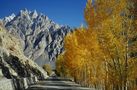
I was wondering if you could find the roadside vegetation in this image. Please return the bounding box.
[56,0,137,90]
[43,64,52,76]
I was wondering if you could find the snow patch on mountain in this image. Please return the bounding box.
[3,13,15,24]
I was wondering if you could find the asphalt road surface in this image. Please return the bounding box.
[27,76,95,90]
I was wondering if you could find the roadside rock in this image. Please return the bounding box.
[0,24,48,80]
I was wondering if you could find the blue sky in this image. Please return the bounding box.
[0,0,87,27]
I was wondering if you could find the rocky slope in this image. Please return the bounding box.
[2,9,72,68]
[0,23,48,79]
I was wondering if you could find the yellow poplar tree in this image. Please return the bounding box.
[56,0,137,89]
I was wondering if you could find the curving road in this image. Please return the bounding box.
[27,76,95,90]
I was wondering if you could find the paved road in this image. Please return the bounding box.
[27,76,95,90]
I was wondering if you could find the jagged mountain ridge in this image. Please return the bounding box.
[2,9,72,68]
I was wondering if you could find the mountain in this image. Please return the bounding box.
[2,9,72,68]
[3,13,15,25]
[0,23,47,79]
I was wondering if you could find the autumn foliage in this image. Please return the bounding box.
[56,0,137,90]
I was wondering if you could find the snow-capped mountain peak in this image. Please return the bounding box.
[31,10,38,18]
[3,13,15,24]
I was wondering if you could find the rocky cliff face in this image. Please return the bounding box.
[2,9,72,68]
[0,24,48,79]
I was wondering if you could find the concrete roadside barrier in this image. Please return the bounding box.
[0,77,39,90]
[0,78,15,90]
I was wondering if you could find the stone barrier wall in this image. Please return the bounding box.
[0,78,15,90]
[0,76,38,90]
